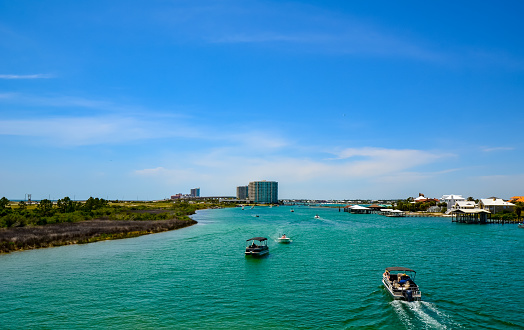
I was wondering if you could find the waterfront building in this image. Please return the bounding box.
[479,198,515,214]
[413,193,439,203]
[454,201,477,210]
[190,188,200,198]
[440,194,466,210]
[236,186,248,200]
[248,181,278,204]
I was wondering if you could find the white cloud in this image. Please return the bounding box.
[0,74,54,79]
[133,146,452,197]
[155,1,442,61]
[332,147,448,176]
[481,146,514,152]
[0,116,199,146]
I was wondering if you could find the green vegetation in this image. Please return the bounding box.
[0,197,228,228]
[394,199,438,212]
[0,196,233,253]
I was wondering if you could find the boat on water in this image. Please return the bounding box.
[384,209,406,217]
[519,223,524,228]
[245,237,269,256]
[277,234,291,244]
[314,215,320,219]
[382,267,421,301]
[291,209,294,212]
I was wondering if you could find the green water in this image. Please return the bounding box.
[1,206,523,329]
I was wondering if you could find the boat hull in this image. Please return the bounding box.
[245,249,269,256]
[277,238,291,244]
[245,246,269,256]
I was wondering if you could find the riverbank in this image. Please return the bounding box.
[0,217,197,254]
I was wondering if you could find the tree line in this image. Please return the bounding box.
[0,197,206,228]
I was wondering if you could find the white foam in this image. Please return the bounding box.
[422,301,463,328]
[390,300,414,329]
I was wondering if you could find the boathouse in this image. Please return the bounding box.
[451,209,490,223]
[344,205,371,214]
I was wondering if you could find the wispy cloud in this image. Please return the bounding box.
[0,74,54,79]
[133,147,451,192]
[0,115,200,146]
[154,1,524,68]
[154,1,443,62]
[481,146,514,152]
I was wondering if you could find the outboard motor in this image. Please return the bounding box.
[404,290,413,302]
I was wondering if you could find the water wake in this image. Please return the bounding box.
[390,300,459,329]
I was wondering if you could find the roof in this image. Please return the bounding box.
[246,237,267,241]
[451,209,490,214]
[382,209,404,213]
[441,194,465,200]
[349,205,370,210]
[456,201,475,205]
[480,198,515,206]
[385,267,416,273]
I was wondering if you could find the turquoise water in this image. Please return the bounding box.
[1,206,523,329]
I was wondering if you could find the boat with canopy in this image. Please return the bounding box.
[382,266,421,301]
[245,237,269,256]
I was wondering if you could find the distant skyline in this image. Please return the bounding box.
[1,1,524,200]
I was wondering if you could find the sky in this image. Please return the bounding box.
[1,0,524,201]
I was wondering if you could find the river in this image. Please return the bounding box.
[1,206,523,329]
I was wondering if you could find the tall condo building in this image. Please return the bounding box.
[190,188,200,197]
[236,186,248,200]
[248,181,278,204]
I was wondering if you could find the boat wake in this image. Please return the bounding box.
[390,300,462,329]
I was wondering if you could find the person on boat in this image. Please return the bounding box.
[282,234,286,238]
[383,270,390,280]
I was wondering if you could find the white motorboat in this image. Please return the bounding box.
[519,223,524,228]
[382,267,421,301]
[314,215,320,219]
[245,237,269,256]
[277,234,291,244]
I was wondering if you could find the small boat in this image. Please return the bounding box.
[519,223,524,228]
[245,237,269,256]
[314,215,320,219]
[291,209,294,212]
[386,210,406,217]
[382,267,421,301]
[277,234,291,244]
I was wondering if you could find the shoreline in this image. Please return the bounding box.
[0,218,197,254]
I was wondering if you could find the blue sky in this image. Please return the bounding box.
[1,0,524,200]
